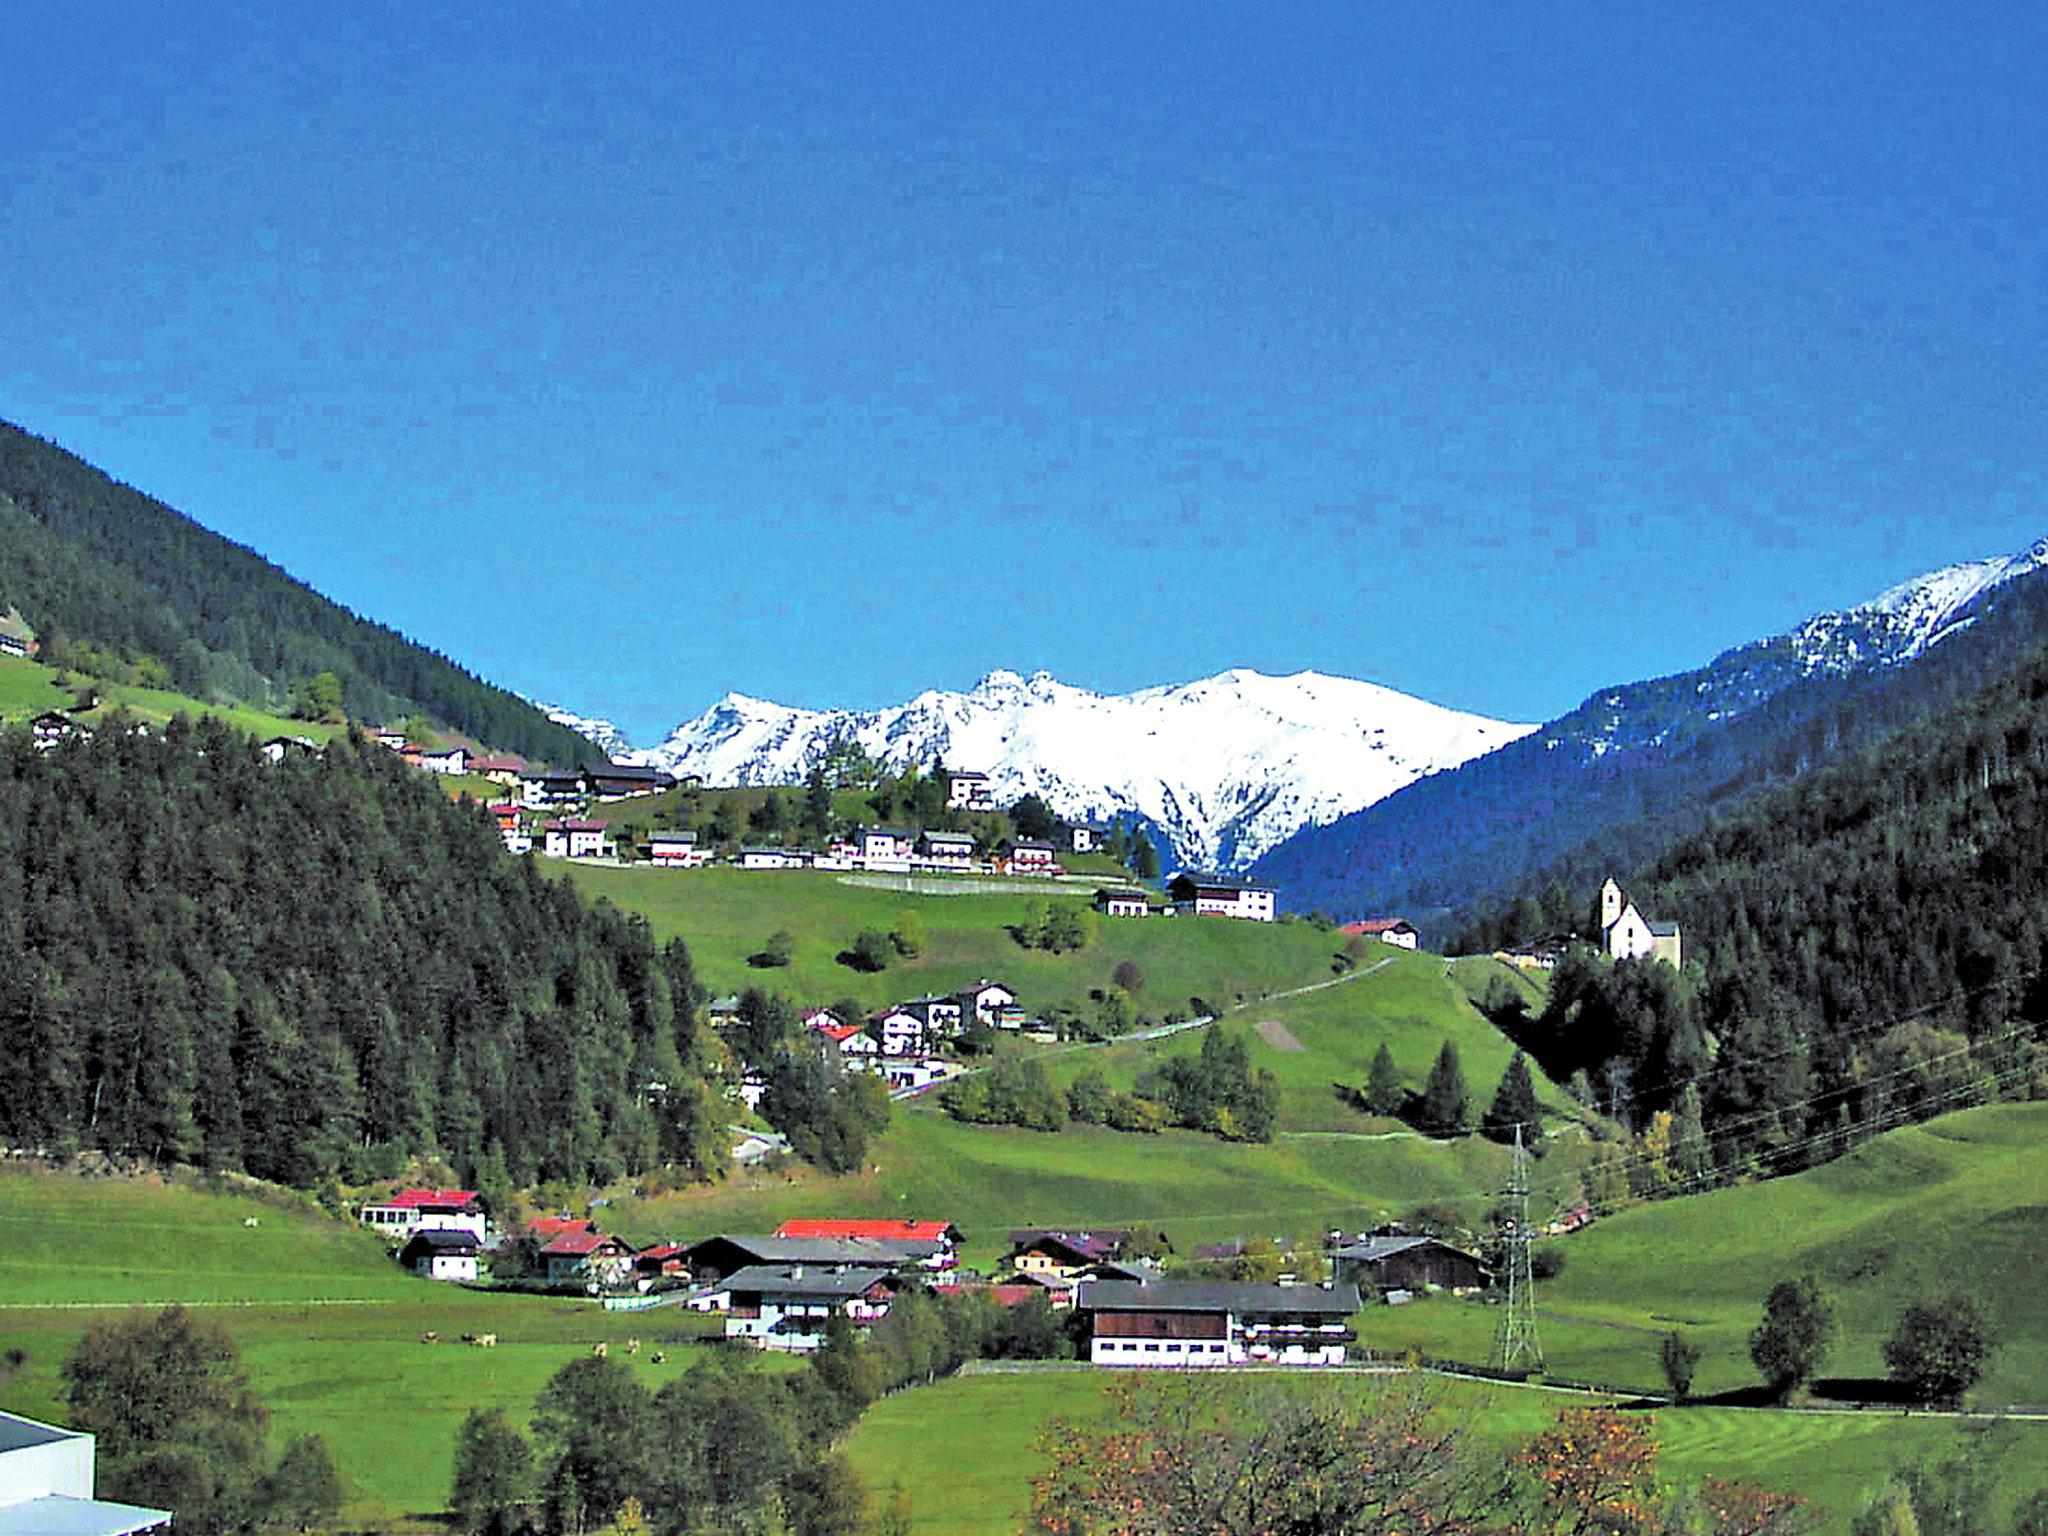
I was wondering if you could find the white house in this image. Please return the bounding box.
[1004,839,1060,873]
[898,994,964,1036]
[738,847,802,870]
[958,980,1018,1027]
[543,819,612,860]
[539,1229,636,1289]
[947,771,996,812]
[0,1412,171,1535]
[880,1058,944,1092]
[719,1264,899,1352]
[258,735,316,765]
[1070,823,1109,854]
[649,831,710,867]
[915,830,976,869]
[1167,873,1276,922]
[358,1189,489,1242]
[418,745,469,775]
[401,1229,481,1282]
[1344,918,1419,950]
[1077,1280,1359,1368]
[1094,888,1150,918]
[872,1008,928,1058]
[855,827,916,865]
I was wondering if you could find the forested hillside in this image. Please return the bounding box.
[0,422,597,763]
[0,719,723,1187]
[1256,565,2048,932]
[1463,624,2048,1178]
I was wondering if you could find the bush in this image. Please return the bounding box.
[845,930,892,972]
[751,929,795,968]
[1881,1294,1995,1407]
[1659,1330,1701,1402]
[1106,1093,1169,1133]
[1112,960,1145,995]
[890,911,926,958]
[1529,1246,1566,1281]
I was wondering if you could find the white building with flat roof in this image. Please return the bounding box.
[0,1412,171,1536]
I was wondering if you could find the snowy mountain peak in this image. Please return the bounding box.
[623,668,1535,873]
[1788,533,2048,676]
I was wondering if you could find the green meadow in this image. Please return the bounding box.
[0,654,72,717]
[0,653,344,745]
[848,1368,2048,1536]
[564,864,1352,1014]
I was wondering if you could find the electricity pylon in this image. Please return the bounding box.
[1491,1123,1545,1375]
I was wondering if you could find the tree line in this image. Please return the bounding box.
[0,719,732,1189]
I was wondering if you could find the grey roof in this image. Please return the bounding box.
[648,830,697,842]
[1079,1280,1360,1316]
[920,831,974,844]
[1646,921,1680,937]
[694,1234,937,1265]
[859,826,915,838]
[0,1496,173,1536]
[1330,1236,1480,1265]
[1168,872,1274,893]
[1007,838,1057,851]
[717,1264,896,1299]
[0,1411,73,1453]
[404,1229,480,1253]
[1095,887,1150,900]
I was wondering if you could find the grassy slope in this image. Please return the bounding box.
[1370,1102,2048,1406]
[0,1168,719,1531]
[0,653,344,744]
[0,655,71,716]
[563,865,1348,1014]
[848,1370,2048,1536]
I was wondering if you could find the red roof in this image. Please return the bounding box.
[472,756,524,773]
[526,1216,595,1239]
[540,1229,624,1257]
[818,1022,864,1043]
[775,1218,956,1243]
[636,1241,687,1261]
[1340,918,1412,936]
[380,1188,480,1211]
[934,1283,1041,1308]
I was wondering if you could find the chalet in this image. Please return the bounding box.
[1077,1280,1360,1368]
[634,1241,689,1282]
[802,1006,849,1034]
[418,745,468,776]
[1327,1236,1486,1298]
[675,772,706,789]
[915,830,976,869]
[1070,823,1111,854]
[947,770,996,812]
[540,1229,636,1289]
[359,1189,488,1241]
[586,762,671,799]
[831,1025,882,1064]
[738,846,802,870]
[898,994,964,1035]
[648,831,710,867]
[958,980,1019,1028]
[718,1265,900,1352]
[776,1218,961,1270]
[398,745,425,770]
[1005,1229,1130,1285]
[523,772,586,808]
[259,735,316,764]
[871,1008,929,1058]
[471,755,525,786]
[1003,839,1059,873]
[543,819,611,860]
[1094,888,1150,918]
[29,711,85,749]
[1167,873,1276,922]
[0,1410,172,1535]
[400,1229,481,1283]
[706,995,744,1028]
[371,729,410,751]
[1341,918,1419,950]
[683,1234,941,1284]
[0,620,33,659]
[854,826,916,865]
[1597,878,1681,969]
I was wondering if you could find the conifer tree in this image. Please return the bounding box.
[1364,1043,1404,1116]
[1418,1040,1470,1137]
[1481,1050,1542,1148]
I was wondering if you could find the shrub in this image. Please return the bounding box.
[1881,1294,1995,1407]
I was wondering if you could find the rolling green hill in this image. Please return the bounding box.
[1369,1102,2048,1407]
[562,864,1350,1016]
[0,420,595,763]
[0,652,351,745]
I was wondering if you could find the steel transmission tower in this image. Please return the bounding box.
[1491,1123,1545,1375]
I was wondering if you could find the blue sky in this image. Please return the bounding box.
[5,2,2045,741]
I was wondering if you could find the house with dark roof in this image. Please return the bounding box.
[958,980,1019,1027]
[400,1229,481,1282]
[0,1411,171,1535]
[543,818,611,860]
[717,1265,903,1352]
[915,830,976,869]
[854,826,916,865]
[29,711,86,750]
[946,770,996,812]
[1076,1280,1360,1367]
[1166,873,1276,922]
[648,830,710,867]
[1094,888,1151,918]
[682,1234,940,1284]
[1328,1236,1486,1297]
[585,762,671,798]
[1004,1229,1128,1284]
[1002,838,1060,873]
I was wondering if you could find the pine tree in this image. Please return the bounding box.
[1364,1043,1404,1116]
[1418,1040,1470,1137]
[1481,1050,1542,1148]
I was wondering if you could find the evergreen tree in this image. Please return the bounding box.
[1481,1051,1543,1147]
[1129,831,1160,881]
[260,1435,345,1534]
[1418,1041,1471,1137]
[1364,1043,1404,1117]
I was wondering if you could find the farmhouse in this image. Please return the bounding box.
[683,1234,939,1284]
[1598,878,1682,969]
[0,617,33,658]
[946,770,996,812]
[471,755,525,786]
[1167,873,1276,922]
[1003,839,1059,873]
[400,1229,480,1283]
[648,831,710,867]
[543,819,611,860]
[719,1265,900,1352]
[358,1189,488,1241]
[1004,1229,1130,1285]
[898,994,964,1035]
[958,980,1019,1026]
[1069,822,1110,854]
[915,830,975,869]
[1328,1236,1486,1297]
[30,711,85,749]
[258,735,316,764]
[1094,887,1150,918]
[540,1229,636,1288]
[418,745,468,776]
[0,1410,172,1535]
[523,772,587,808]
[634,1241,689,1281]
[1077,1280,1360,1367]
[855,826,916,865]
[776,1218,961,1270]
[1341,918,1419,949]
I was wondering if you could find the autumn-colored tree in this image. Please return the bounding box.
[1522,1408,1662,1536]
[1691,1478,1812,1536]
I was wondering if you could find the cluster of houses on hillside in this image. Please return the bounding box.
[720,979,1025,1097]
[356,1191,1502,1368]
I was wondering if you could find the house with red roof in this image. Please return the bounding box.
[358,1189,488,1241]
[540,1228,636,1289]
[634,1241,689,1282]
[543,818,612,860]
[775,1218,959,1270]
[1339,918,1419,950]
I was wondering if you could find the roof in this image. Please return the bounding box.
[637,1241,687,1261]
[1078,1280,1361,1316]
[648,830,698,843]
[588,762,668,779]
[960,980,1014,996]
[718,1264,896,1299]
[546,819,609,832]
[403,1229,480,1255]
[539,1229,626,1257]
[776,1218,957,1243]
[858,825,915,839]
[1094,887,1150,901]
[374,1189,480,1211]
[0,1496,173,1536]
[689,1234,938,1266]
[1646,920,1681,937]
[470,756,524,772]
[1329,1236,1479,1265]
[1007,1230,1125,1263]
[1006,839,1056,852]
[949,769,989,780]
[1341,918,1414,935]
[0,1411,73,1453]
[525,1216,595,1239]
[919,830,974,845]
[1168,872,1274,894]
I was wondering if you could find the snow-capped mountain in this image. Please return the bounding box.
[1786,536,2048,674]
[624,669,1535,872]
[535,704,642,763]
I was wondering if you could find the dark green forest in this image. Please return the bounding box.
[1258,566,2048,936]
[0,719,724,1187]
[0,421,597,764]
[1466,624,2048,1179]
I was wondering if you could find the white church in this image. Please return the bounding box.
[1597,878,1682,969]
